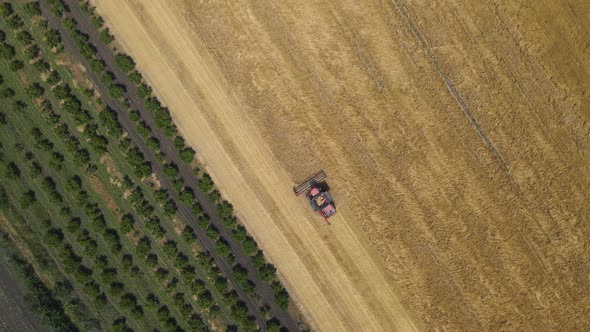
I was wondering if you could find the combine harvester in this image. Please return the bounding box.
[294,170,336,224]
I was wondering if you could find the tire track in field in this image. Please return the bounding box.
[386,0,559,269]
[388,0,565,275]
[388,0,511,176]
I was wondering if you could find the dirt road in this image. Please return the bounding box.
[91,0,421,331]
[92,0,590,330]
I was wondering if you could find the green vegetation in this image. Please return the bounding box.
[0,0,293,330]
[0,233,77,331]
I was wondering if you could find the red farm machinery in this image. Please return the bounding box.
[294,170,336,224]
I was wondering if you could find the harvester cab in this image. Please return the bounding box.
[294,170,336,224]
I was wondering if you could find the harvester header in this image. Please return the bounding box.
[293,170,327,196]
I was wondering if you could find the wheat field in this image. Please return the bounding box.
[94,0,590,330]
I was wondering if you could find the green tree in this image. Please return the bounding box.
[0,186,8,210]
[188,314,206,330]
[136,83,152,99]
[7,14,24,30]
[146,293,159,307]
[45,228,65,247]
[196,290,212,310]
[100,268,118,284]
[162,240,177,257]
[181,226,196,243]
[78,42,96,60]
[198,173,214,192]
[191,202,203,216]
[108,83,125,99]
[197,214,209,228]
[29,161,42,178]
[266,318,282,332]
[45,70,61,86]
[115,53,135,72]
[179,188,194,205]
[172,178,183,192]
[66,217,81,233]
[111,317,130,332]
[119,293,137,310]
[206,225,220,240]
[1,88,15,98]
[98,107,123,136]
[173,292,185,307]
[9,60,25,72]
[232,264,248,284]
[232,225,248,243]
[62,18,77,31]
[136,121,150,138]
[242,236,259,256]
[101,71,115,85]
[26,82,45,98]
[174,252,189,269]
[91,15,104,29]
[157,306,170,322]
[96,256,109,270]
[74,268,94,286]
[89,58,106,73]
[45,29,62,49]
[16,31,33,45]
[272,281,290,310]
[190,279,206,295]
[217,200,234,221]
[4,162,20,179]
[65,175,82,192]
[213,276,228,293]
[179,147,195,164]
[145,217,165,238]
[259,263,277,283]
[179,303,192,317]
[155,268,169,281]
[119,214,134,234]
[33,59,50,73]
[215,239,232,258]
[0,43,16,60]
[130,305,143,319]
[128,70,142,84]
[162,163,179,178]
[135,237,151,257]
[98,28,114,44]
[128,109,141,122]
[230,301,250,324]
[173,136,185,149]
[24,44,40,60]
[146,137,159,151]
[145,253,158,267]
[23,1,42,16]
[250,251,266,270]
[0,3,13,17]
[13,100,28,112]
[109,282,125,297]
[49,152,65,170]
[121,254,133,272]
